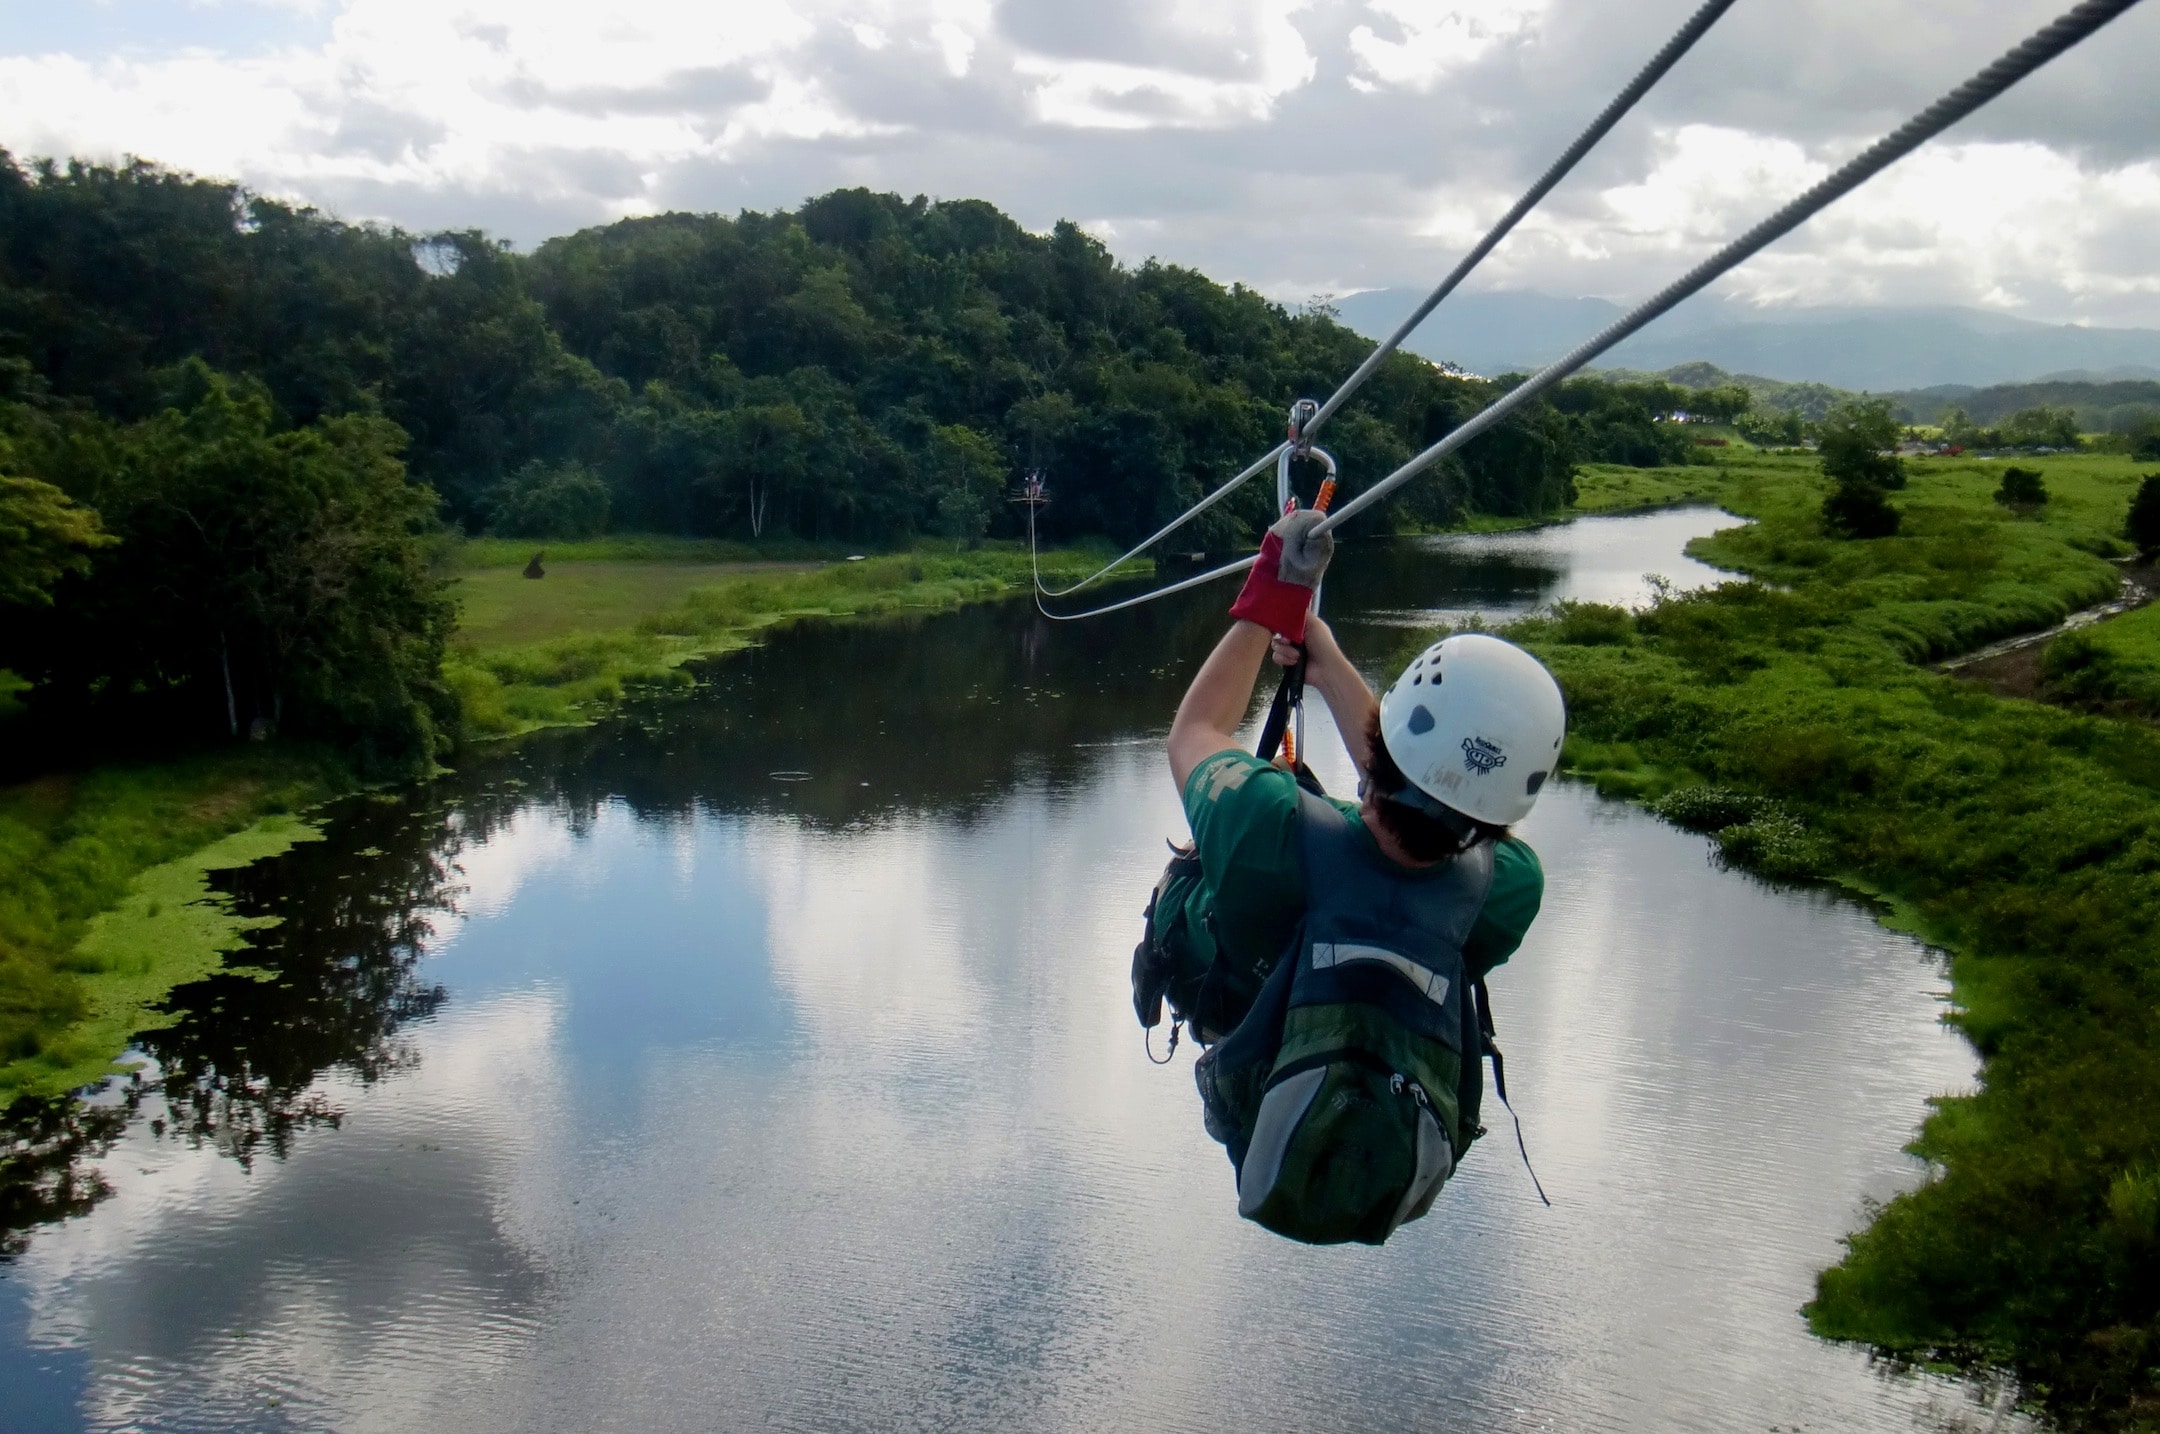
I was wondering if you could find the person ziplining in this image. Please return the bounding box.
[1133,500,1565,1244]
[1085,0,2148,1245]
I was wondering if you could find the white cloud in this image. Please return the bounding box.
[3,0,2160,323]
[1349,0,1549,92]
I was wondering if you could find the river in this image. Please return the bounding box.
[0,508,2017,1432]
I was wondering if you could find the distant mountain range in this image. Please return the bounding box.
[1327,289,2160,392]
[1592,360,2160,429]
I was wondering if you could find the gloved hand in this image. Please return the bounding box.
[1229,508,1335,642]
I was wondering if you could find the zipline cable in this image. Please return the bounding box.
[1030,0,1743,603]
[1029,442,1289,600]
[1037,0,2146,622]
[1298,0,1742,445]
[1313,0,2146,539]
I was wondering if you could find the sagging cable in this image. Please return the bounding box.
[1028,442,1287,600]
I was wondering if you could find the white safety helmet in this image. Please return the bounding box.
[1376,634,1566,828]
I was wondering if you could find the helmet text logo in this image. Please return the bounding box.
[1461,736,1507,775]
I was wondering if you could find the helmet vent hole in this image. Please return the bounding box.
[1526,770,1547,796]
[1407,705,1435,735]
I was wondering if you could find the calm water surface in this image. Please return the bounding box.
[1,509,2017,1432]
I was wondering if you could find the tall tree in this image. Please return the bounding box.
[3,365,455,767]
[0,475,111,608]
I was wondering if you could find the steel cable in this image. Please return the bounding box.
[1031,0,1741,602]
[1029,442,1287,599]
[1314,0,2149,537]
[1299,0,1742,444]
[1038,0,2147,620]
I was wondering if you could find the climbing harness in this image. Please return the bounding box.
[1037,0,2149,620]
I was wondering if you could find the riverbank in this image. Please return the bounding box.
[0,541,1125,1106]
[0,749,349,1102]
[445,541,1120,738]
[1482,449,2160,1427]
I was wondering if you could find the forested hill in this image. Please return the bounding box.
[8,154,1730,764]
[0,156,1588,551]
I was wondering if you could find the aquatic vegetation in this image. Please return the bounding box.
[0,750,345,1105]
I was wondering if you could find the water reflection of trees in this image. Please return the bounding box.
[496,591,1235,835]
[0,783,506,1254]
[1,582,1272,1254]
[139,797,475,1166]
[1,1093,135,1258]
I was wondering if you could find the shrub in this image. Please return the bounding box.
[1715,811,1829,881]
[1736,409,1806,447]
[2039,628,2138,712]
[1648,784,1763,831]
[1823,480,1901,538]
[1547,599,1633,646]
[1994,466,2047,509]
[2127,473,2160,558]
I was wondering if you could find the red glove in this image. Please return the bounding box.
[1229,509,1333,642]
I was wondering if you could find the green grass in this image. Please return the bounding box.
[453,560,822,648]
[1446,448,2160,1429]
[0,749,347,1105]
[447,541,1132,738]
[21,814,326,1096]
[2035,564,2160,721]
[1571,460,1744,514]
[448,533,851,568]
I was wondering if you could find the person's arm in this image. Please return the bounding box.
[1168,620,1273,793]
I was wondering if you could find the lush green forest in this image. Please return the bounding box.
[0,153,1739,768]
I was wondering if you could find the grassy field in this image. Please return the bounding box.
[1569,457,1741,513]
[449,533,850,568]
[1459,448,2160,1429]
[453,560,820,648]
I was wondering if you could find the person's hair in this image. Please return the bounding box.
[1362,709,1508,863]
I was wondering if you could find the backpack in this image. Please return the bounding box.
[1193,791,1498,1245]
[1132,839,1280,1050]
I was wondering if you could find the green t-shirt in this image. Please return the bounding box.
[1178,748,1544,985]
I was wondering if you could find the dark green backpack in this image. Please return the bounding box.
[1195,792,1498,1245]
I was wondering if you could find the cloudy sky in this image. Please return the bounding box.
[5,0,2159,324]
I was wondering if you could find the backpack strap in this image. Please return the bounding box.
[1473,978,1551,1207]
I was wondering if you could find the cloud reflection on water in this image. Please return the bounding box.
[1,509,2029,1432]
